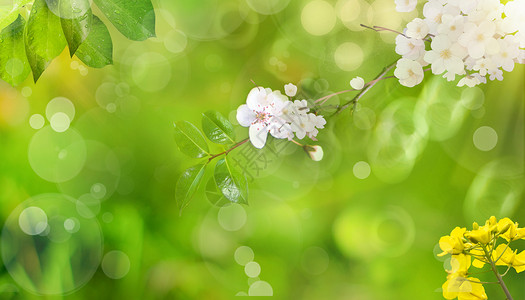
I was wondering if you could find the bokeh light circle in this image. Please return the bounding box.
[217,204,247,231]
[50,112,71,132]
[58,140,120,202]
[473,126,498,151]
[248,280,273,296]
[164,29,188,53]
[46,97,75,122]
[368,99,428,183]
[464,158,524,222]
[301,1,337,36]
[132,52,172,92]
[244,261,261,278]
[18,206,48,235]
[1,194,103,295]
[334,42,364,71]
[234,246,254,266]
[29,114,45,130]
[353,161,371,179]
[460,87,485,110]
[28,126,87,183]
[245,0,290,15]
[101,251,131,279]
[333,205,415,259]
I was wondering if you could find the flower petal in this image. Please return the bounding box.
[236,104,256,127]
[249,122,268,149]
[246,87,269,110]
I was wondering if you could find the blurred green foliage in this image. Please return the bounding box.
[0,0,524,299]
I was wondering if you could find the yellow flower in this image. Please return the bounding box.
[439,227,467,256]
[447,254,471,276]
[465,221,495,245]
[493,244,525,273]
[498,218,525,242]
[442,276,487,300]
[470,248,489,269]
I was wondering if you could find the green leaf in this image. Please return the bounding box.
[175,164,206,213]
[58,0,93,56]
[75,15,112,68]
[0,0,32,31]
[173,121,210,158]
[92,0,155,41]
[25,0,67,82]
[0,15,30,86]
[214,157,248,205]
[201,110,236,145]
[205,177,229,207]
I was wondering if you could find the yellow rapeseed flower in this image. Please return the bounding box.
[442,276,487,300]
[493,244,525,273]
[439,227,467,256]
[498,218,525,242]
[465,221,495,245]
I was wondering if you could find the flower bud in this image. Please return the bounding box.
[304,145,324,161]
[472,222,479,230]
[498,222,511,235]
[465,233,480,244]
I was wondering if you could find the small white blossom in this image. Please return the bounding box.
[458,21,499,59]
[406,18,430,39]
[395,0,418,12]
[284,83,297,97]
[395,35,426,60]
[438,14,465,40]
[236,87,287,149]
[457,74,481,87]
[350,76,365,90]
[394,58,425,87]
[305,145,324,161]
[424,35,466,75]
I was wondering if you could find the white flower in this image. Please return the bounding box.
[236,87,287,149]
[423,2,460,34]
[438,14,465,40]
[492,35,520,72]
[472,58,496,76]
[488,68,503,81]
[457,74,481,87]
[305,145,324,161]
[284,83,297,97]
[468,0,503,24]
[394,58,425,87]
[350,76,365,90]
[395,35,426,60]
[406,18,429,39]
[395,0,418,12]
[424,35,466,75]
[458,21,499,59]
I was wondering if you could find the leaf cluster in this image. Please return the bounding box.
[173,110,248,214]
[0,0,155,85]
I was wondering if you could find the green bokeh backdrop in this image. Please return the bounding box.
[0,0,524,299]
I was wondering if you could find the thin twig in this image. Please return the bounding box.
[333,61,398,115]
[483,246,514,300]
[207,138,250,162]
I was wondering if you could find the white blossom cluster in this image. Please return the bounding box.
[236,84,326,149]
[394,0,525,88]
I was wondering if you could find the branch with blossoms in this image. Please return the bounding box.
[438,216,525,300]
[172,0,525,213]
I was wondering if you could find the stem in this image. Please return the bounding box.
[207,138,250,162]
[483,246,514,300]
[333,62,397,115]
[290,139,303,147]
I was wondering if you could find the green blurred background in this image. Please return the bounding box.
[0,0,524,299]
